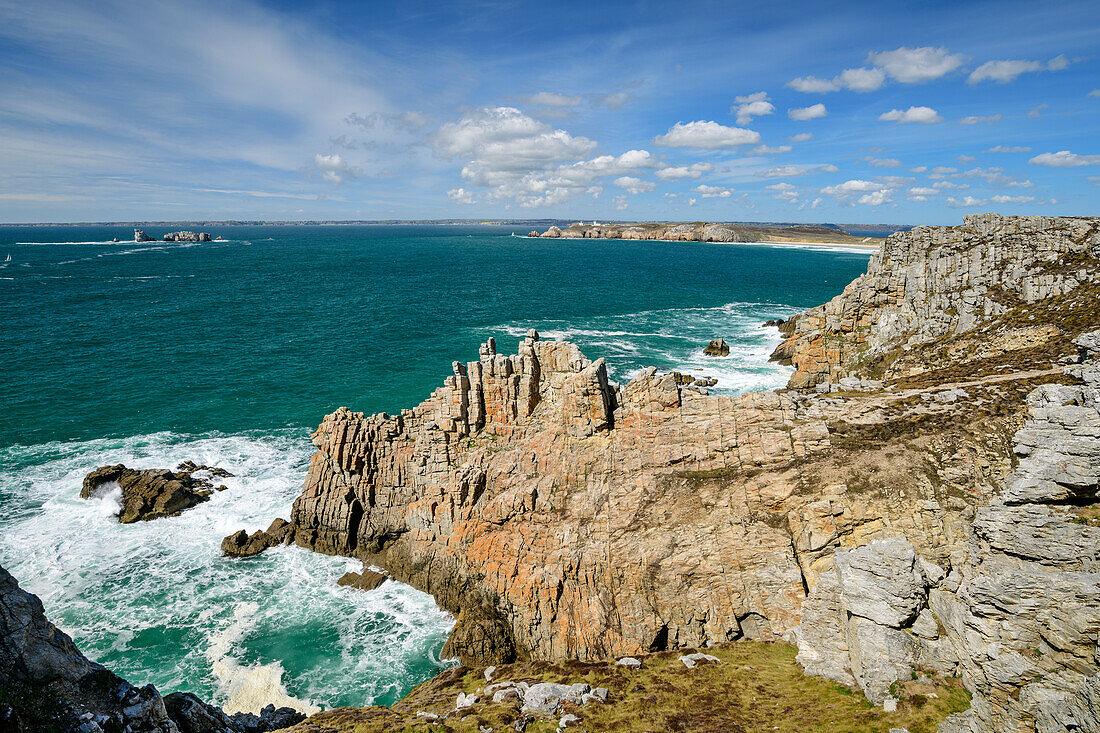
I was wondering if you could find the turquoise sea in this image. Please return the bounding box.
[0,225,871,712]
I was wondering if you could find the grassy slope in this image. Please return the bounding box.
[288,643,970,733]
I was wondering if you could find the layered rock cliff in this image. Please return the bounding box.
[252,213,1099,732]
[772,213,1100,388]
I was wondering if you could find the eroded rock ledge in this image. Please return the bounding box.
[234,214,1099,732]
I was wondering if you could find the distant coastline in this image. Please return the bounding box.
[528,221,885,248]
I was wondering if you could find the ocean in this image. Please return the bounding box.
[0,224,871,712]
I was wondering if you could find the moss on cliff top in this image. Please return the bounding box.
[286,642,969,733]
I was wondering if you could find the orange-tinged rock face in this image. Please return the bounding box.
[289,333,833,664]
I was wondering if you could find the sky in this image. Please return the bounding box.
[1,0,1098,224]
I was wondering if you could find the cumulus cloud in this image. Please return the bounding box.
[612,194,628,210]
[614,176,656,194]
[310,153,357,183]
[821,179,882,196]
[985,145,1031,153]
[858,189,892,206]
[751,144,792,155]
[655,162,713,180]
[767,182,796,191]
[968,55,1069,84]
[947,194,1036,208]
[1029,150,1100,167]
[519,91,583,107]
[837,67,887,92]
[733,92,775,126]
[958,154,976,164]
[435,106,596,186]
[865,157,903,168]
[788,103,827,120]
[787,67,885,93]
[693,184,734,198]
[879,106,942,124]
[653,120,760,149]
[789,132,813,143]
[907,186,939,198]
[756,163,838,178]
[867,46,966,83]
[447,187,475,204]
[1090,90,1100,99]
[959,114,1003,124]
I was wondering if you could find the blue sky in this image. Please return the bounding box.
[1,0,1098,224]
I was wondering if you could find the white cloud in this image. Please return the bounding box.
[1029,150,1100,167]
[787,67,885,93]
[436,106,596,186]
[957,154,976,164]
[836,67,886,92]
[857,189,892,206]
[687,197,697,206]
[767,182,796,191]
[788,104,827,121]
[654,162,713,180]
[908,186,939,196]
[594,92,632,109]
[958,114,1003,124]
[985,145,1031,153]
[346,111,428,131]
[751,144,792,155]
[653,120,760,149]
[693,184,734,198]
[520,92,583,107]
[910,166,927,173]
[1028,104,1049,118]
[614,176,656,194]
[968,55,1069,84]
[789,132,813,143]
[612,194,629,210]
[933,181,968,189]
[946,196,985,208]
[756,163,838,178]
[1090,90,1100,99]
[788,76,838,93]
[879,106,942,124]
[867,46,966,83]
[821,179,882,196]
[865,157,903,168]
[990,194,1036,204]
[733,92,775,126]
[311,153,357,183]
[447,187,475,204]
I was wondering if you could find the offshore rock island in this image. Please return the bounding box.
[226,213,1099,731]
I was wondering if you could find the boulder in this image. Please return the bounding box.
[81,462,233,523]
[221,518,296,558]
[134,229,154,242]
[337,567,388,591]
[703,338,730,356]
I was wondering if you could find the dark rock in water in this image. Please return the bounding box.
[670,371,695,386]
[164,693,305,733]
[1,562,306,733]
[222,518,296,558]
[337,566,388,591]
[81,462,233,523]
[162,231,212,242]
[134,228,154,242]
[703,338,730,357]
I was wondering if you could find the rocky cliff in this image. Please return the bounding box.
[241,214,1099,732]
[772,213,1100,388]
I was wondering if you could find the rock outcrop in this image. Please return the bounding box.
[703,338,729,356]
[82,463,232,523]
[0,563,304,732]
[772,214,1100,389]
[221,518,296,558]
[797,329,1100,732]
[533,221,872,246]
[134,229,154,242]
[242,213,1098,733]
[162,231,212,242]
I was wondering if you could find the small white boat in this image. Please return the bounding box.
[4,254,10,262]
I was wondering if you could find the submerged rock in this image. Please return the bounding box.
[81,462,233,523]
